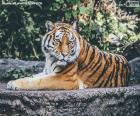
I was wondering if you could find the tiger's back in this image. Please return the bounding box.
[77,38,131,88]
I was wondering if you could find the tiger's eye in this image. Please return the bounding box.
[56,35,59,38]
[71,49,75,54]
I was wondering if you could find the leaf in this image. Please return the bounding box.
[79,7,89,14]
[65,11,72,20]
[66,0,79,4]
[13,74,19,79]
[56,0,64,4]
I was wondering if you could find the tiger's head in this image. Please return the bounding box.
[42,21,80,66]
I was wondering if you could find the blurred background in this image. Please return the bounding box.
[0,0,140,61]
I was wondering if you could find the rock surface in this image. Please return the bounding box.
[0,58,45,75]
[0,83,140,116]
[0,59,44,81]
[123,39,140,61]
[0,59,140,116]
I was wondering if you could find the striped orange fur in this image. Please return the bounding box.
[7,21,131,90]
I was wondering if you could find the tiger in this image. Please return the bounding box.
[7,21,131,90]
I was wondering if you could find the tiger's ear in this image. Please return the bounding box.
[45,21,54,32]
[72,21,77,30]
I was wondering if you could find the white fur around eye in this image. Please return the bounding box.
[68,32,74,41]
[55,31,62,40]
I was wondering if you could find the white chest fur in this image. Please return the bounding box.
[44,53,61,74]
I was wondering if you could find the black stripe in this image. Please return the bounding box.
[120,63,124,86]
[110,83,112,87]
[89,52,101,71]
[83,44,90,61]
[61,64,75,74]
[119,56,124,78]
[83,47,96,69]
[103,52,107,61]
[51,59,57,66]
[43,34,49,47]
[44,35,51,49]
[47,45,53,48]
[98,80,105,88]
[103,65,115,87]
[79,45,91,71]
[101,54,115,87]
[47,35,52,46]
[91,62,102,78]
[79,42,89,70]
[84,53,100,73]
[119,55,125,63]
[89,47,96,61]
[115,55,120,87]
[80,39,85,55]
[118,56,126,86]
[85,46,96,66]
[87,53,102,79]
[109,54,113,65]
[109,56,118,87]
[79,47,96,74]
[92,53,110,86]
[78,40,85,67]
[53,66,59,71]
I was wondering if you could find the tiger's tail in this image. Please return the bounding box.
[128,57,140,85]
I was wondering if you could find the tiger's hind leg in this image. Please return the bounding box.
[7,74,79,90]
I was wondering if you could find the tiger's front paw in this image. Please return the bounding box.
[7,78,29,90]
[7,80,19,90]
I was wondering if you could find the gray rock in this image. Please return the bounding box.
[0,59,140,116]
[0,59,45,81]
[0,83,140,116]
[123,39,140,61]
[128,57,140,85]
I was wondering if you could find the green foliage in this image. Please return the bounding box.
[0,68,34,82]
[0,5,41,60]
[0,0,139,60]
[95,9,139,52]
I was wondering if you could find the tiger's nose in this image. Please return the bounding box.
[61,52,68,56]
[61,45,69,56]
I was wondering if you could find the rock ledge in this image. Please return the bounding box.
[0,83,140,116]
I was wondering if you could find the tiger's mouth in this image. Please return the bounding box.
[60,59,66,62]
[57,59,67,66]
